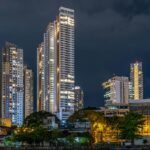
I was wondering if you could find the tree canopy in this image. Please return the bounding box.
[119,111,145,145]
[68,109,104,123]
[24,111,60,127]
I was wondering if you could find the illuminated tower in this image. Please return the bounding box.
[102,76,129,105]
[24,66,33,118]
[1,42,24,126]
[57,7,75,121]
[37,7,75,122]
[130,61,143,100]
[37,43,45,111]
[74,86,84,111]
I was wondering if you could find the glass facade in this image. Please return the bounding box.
[37,7,75,122]
[1,42,24,126]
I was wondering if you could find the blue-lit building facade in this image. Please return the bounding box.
[1,42,24,126]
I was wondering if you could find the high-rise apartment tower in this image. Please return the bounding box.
[24,66,34,118]
[1,42,24,126]
[37,7,75,122]
[130,61,143,100]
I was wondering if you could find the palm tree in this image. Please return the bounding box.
[119,111,144,146]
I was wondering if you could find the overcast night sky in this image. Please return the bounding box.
[1,0,150,108]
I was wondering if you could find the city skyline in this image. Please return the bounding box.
[1,1,150,107]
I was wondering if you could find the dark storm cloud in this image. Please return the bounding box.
[1,0,150,107]
[114,0,150,19]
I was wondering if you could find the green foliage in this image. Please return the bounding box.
[68,109,145,144]
[119,111,144,144]
[12,111,61,145]
[50,129,61,140]
[24,111,59,127]
[68,109,104,123]
[66,132,93,145]
[13,126,57,144]
[13,125,66,145]
[66,133,76,144]
[105,116,122,130]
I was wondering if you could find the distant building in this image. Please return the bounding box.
[129,99,150,116]
[99,105,129,117]
[74,86,84,111]
[24,66,34,118]
[102,76,129,106]
[37,7,75,122]
[72,118,91,132]
[42,116,59,129]
[130,61,143,100]
[1,42,24,126]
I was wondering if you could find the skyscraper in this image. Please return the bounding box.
[130,61,143,100]
[102,76,129,105]
[1,42,24,126]
[44,22,57,113]
[74,86,84,111]
[24,66,33,118]
[37,24,57,113]
[37,43,45,111]
[57,7,75,121]
[37,7,75,122]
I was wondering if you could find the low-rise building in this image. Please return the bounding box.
[43,116,59,129]
[73,118,91,131]
[99,106,129,117]
[129,99,150,136]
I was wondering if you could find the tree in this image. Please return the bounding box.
[13,126,51,145]
[68,109,106,143]
[68,109,104,123]
[24,111,60,128]
[119,111,144,146]
[105,116,122,140]
[13,127,34,144]
[12,111,61,146]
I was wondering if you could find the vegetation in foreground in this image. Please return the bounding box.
[3,110,145,147]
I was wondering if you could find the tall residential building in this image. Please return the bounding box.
[37,7,75,122]
[1,42,24,126]
[74,86,84,111]
[37,43,45,111]
[24,66,33,118]
[102,76,129,106]
[130,61,143,100]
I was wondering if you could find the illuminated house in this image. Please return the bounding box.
[1,42,24,126]
[102,76,129,106]
[130,61,143,100]
[37,7,75,122]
